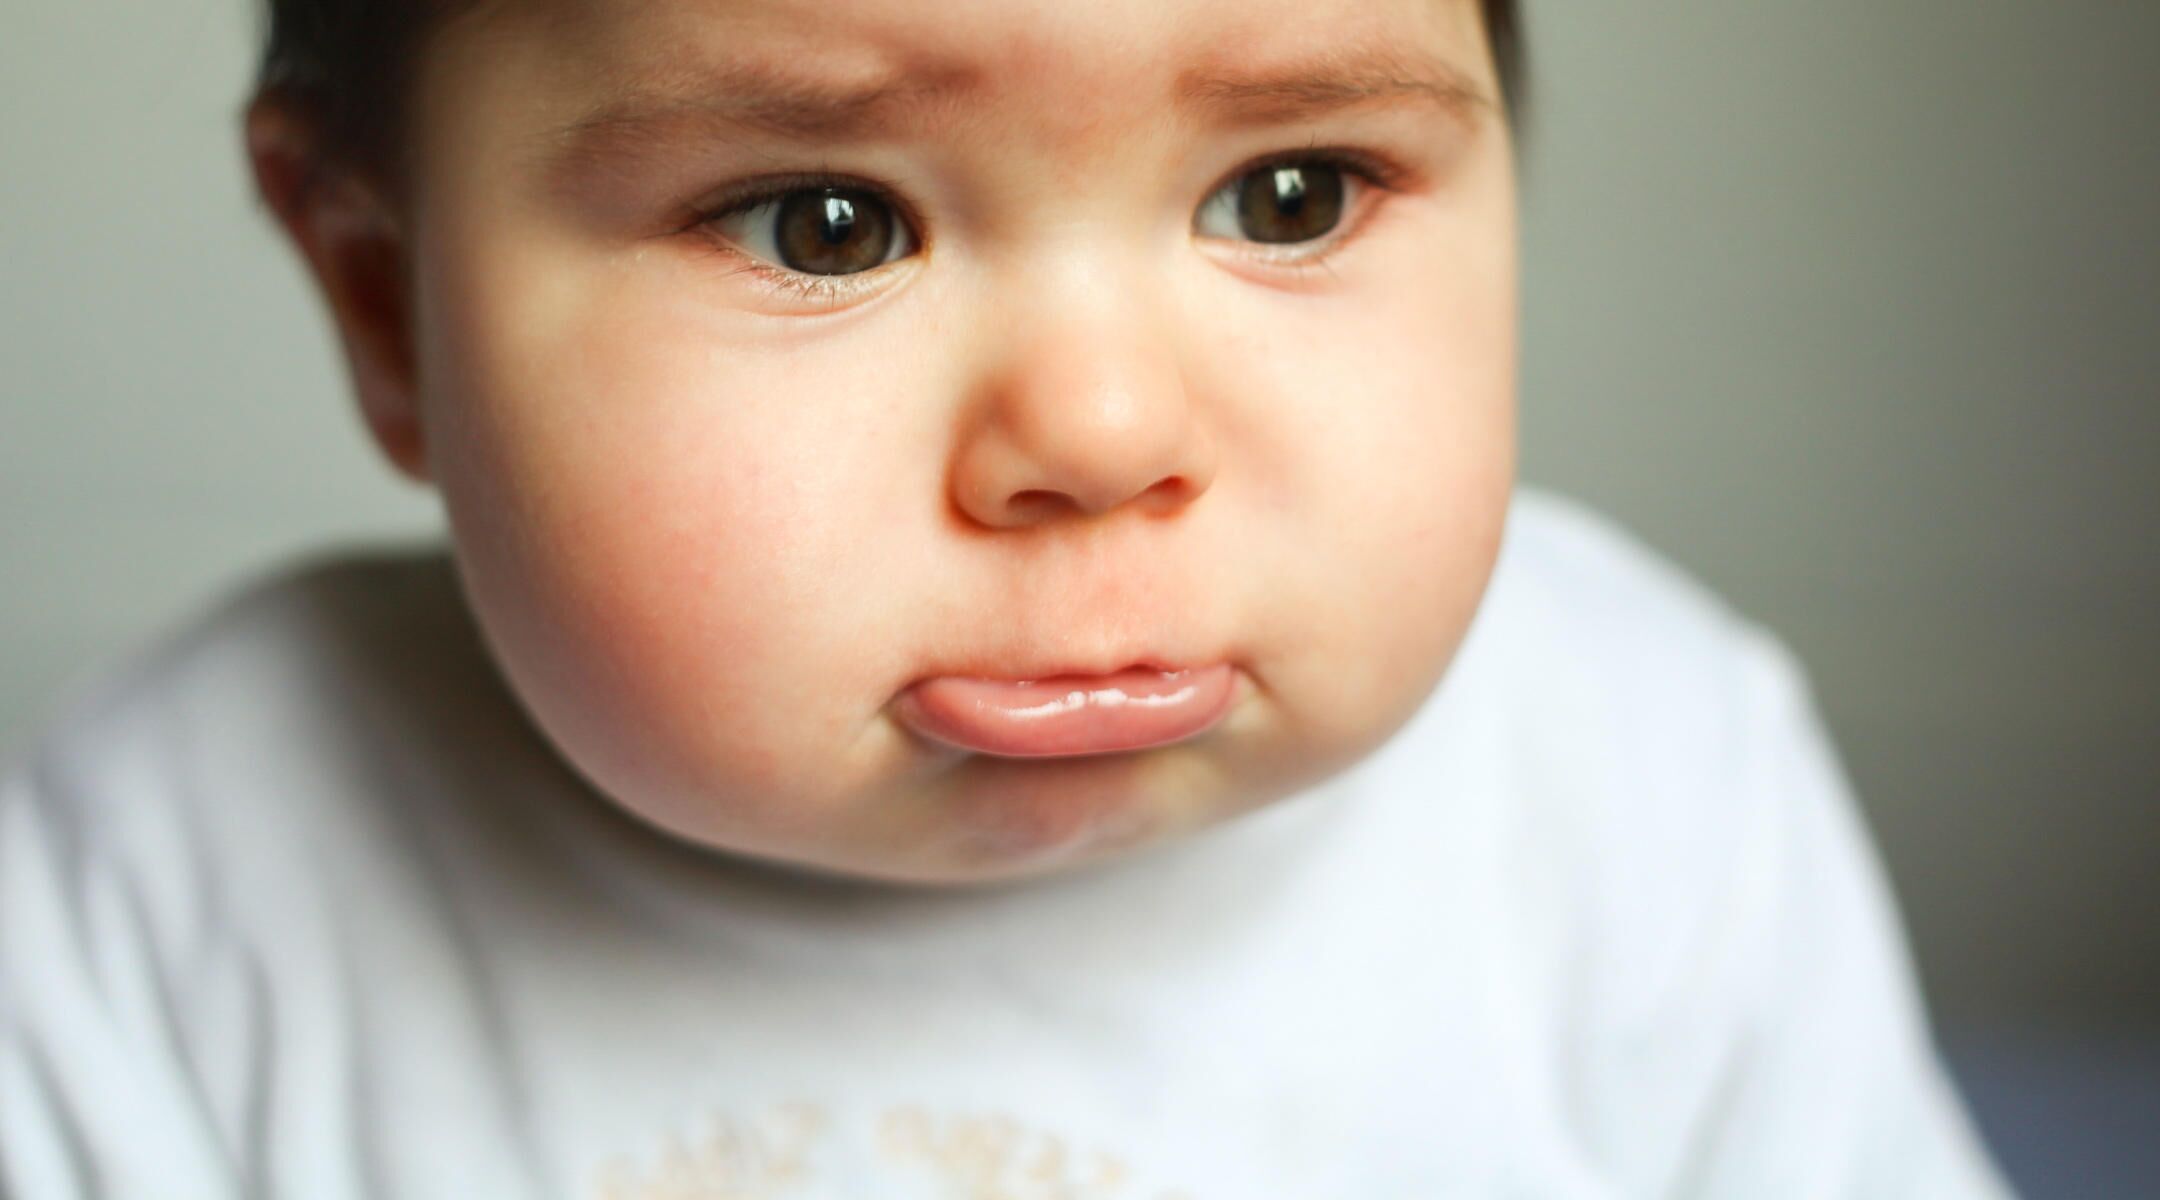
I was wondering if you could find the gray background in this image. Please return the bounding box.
[4,0,2155,1056]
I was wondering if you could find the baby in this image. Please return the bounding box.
[0,0,2016,1196]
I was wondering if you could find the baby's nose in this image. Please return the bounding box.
[947,266,1218,529]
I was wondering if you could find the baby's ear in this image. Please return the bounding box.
[244,92,431,486]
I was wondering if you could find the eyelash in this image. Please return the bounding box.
[681,146,1409,307]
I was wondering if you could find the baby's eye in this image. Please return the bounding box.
[1194,158,1362,247]
[704,184,918,277]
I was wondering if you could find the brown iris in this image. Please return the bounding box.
[773,187,897,275]
[1235,163,1347,244]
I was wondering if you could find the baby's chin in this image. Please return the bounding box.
[760,761,1216,891]
[601,716,1268,891]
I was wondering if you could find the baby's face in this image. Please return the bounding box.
[396,0,1515,885]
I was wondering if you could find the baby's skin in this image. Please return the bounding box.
[249,0,1518,886]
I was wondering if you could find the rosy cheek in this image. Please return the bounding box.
[495,287,931,761]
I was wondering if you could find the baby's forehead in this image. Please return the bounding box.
[507,0,1487,87]
[469,0,1495,155]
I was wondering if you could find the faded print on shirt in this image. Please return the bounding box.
[593,1098,1201,1200]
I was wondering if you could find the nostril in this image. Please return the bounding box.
[1006,489,1071,520]
[1139,474,1193,511]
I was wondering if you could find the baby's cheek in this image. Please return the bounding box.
[435,304,889,828]
[569,474,852,786]
[1289,343,1510,746]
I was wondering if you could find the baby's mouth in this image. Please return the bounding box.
[892,663,1238,758]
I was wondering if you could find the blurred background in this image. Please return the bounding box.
[3,1,2155,1193]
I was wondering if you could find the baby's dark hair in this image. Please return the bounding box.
[255,0,1523,186]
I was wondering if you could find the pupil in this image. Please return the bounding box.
[817,195,856,245]
[1273,167,1307,217]
[1236,163,1344,245]
[776,187,894,275]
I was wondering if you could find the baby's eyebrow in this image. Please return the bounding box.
[1176,45,1493,126]
[536,43,1490,171]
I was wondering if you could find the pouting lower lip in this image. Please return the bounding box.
[997,676,1199,716]
[895,664,1237,758]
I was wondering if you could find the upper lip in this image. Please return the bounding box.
[918,655,1213,685]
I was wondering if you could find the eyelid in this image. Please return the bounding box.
[1199,144,1412,210]
[692,170,923,233]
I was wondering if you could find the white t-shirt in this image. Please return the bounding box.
[0,488,2014,1199]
